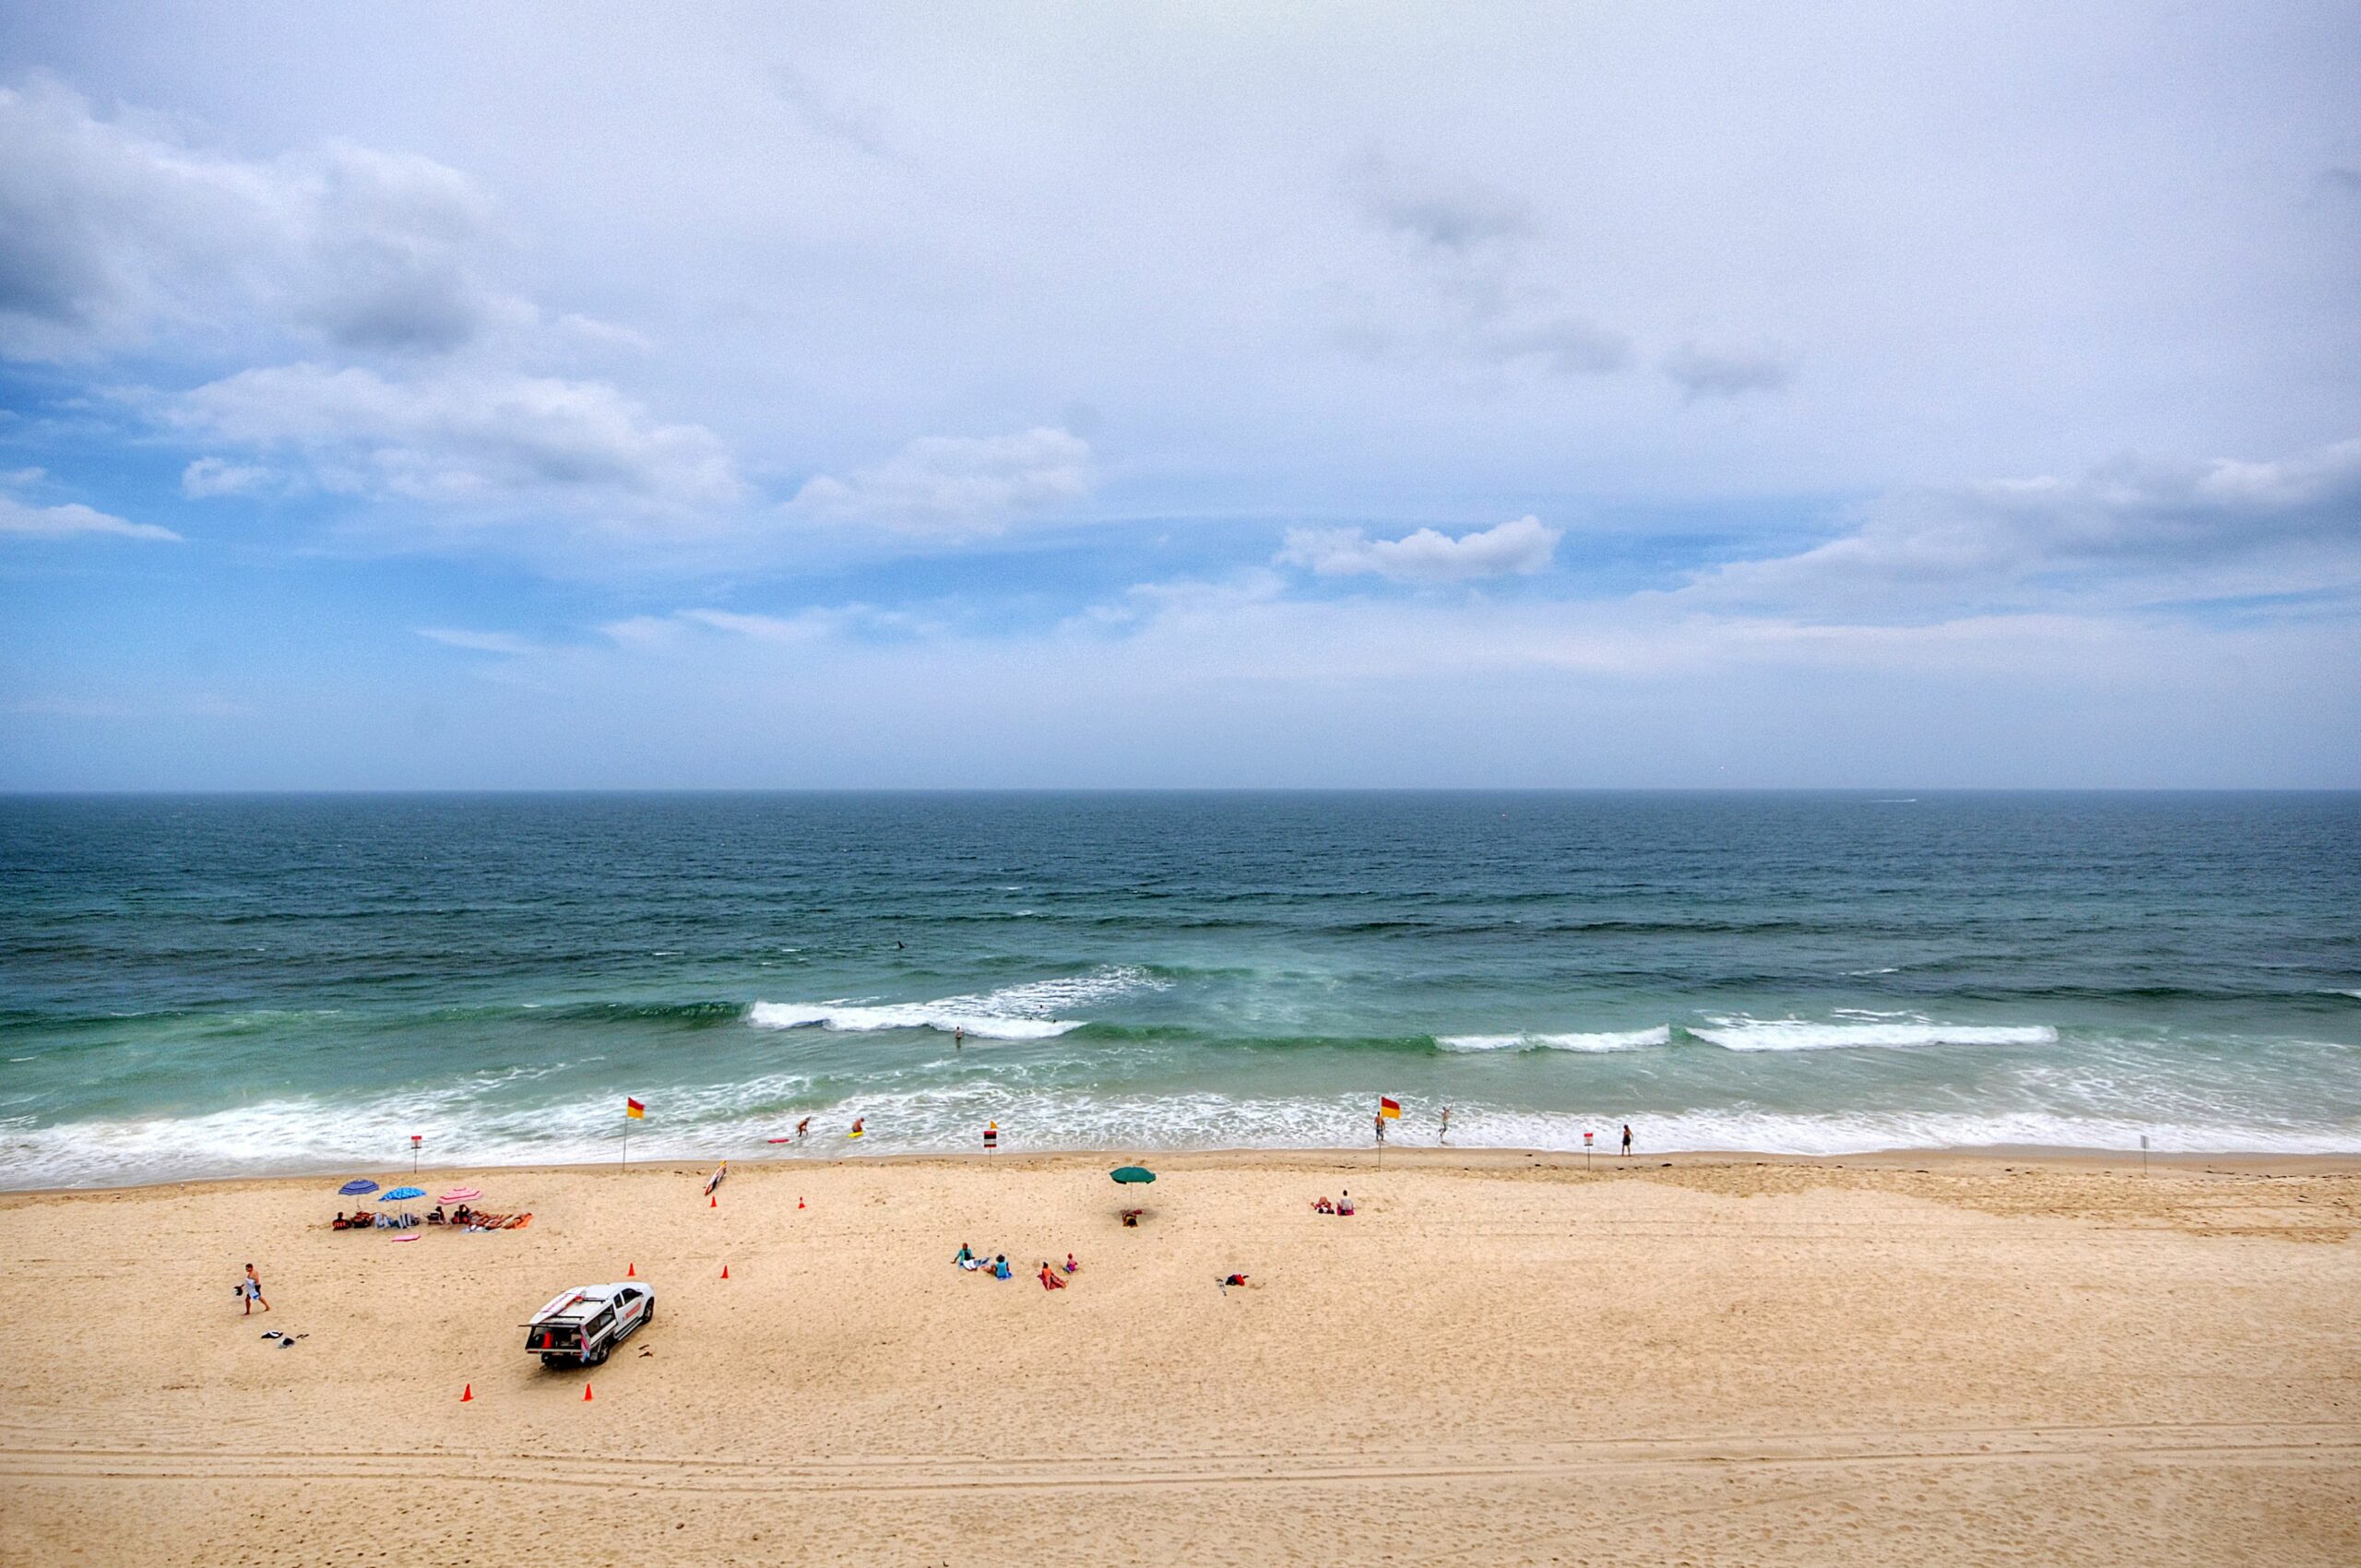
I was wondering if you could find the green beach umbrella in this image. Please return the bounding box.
[1109,1166,1157,1184]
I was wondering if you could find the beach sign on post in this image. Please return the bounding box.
[409,1134,422,1174]
[984,1122,998,1154]
[2140,1131,2150,1176]
[1584,1130,1594,1170]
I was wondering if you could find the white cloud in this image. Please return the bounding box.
[786,426,1091,534]
[596,604,895,654]
[679,607,850,643]
[1661,341,1796,398]
[1691,435,2361,612]
[0,78,517,361]
[1277,515,1560,583]
[170,362,742,515]
[416,626,539,656]
[0,490,178,542]
[180,457,271,497]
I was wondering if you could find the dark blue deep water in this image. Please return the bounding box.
[3,792,2356,1186]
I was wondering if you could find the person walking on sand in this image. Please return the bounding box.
[1621,1123,1633,1158]
[241,1263,269,1315]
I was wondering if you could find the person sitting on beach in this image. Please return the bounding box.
[1218,1273,1255,1290]
[451,1204,471,1226]
[954,1242,977,1267]
[992,1254,1013,1279]
[1063,1253,1079,1274]
[427,1206,445,1225]
[1312,1197,1334,1214]
[1336,1191,1355,1217]
[1038,1262,1066,1289]
[331,1211,349,1230]
[1121,1208,1141,1227]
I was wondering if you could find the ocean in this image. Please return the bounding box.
[3,791,2356,1188]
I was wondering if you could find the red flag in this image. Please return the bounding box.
[1379,1097,1401,1120]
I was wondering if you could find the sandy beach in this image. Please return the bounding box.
[1,1148,2355,1566]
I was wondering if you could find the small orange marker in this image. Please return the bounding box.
[709,1194,717,1208]
[459,1384,473,1403]
[798,1196,805,1209]
[720,1264,730,1279]
[582,1383,594,1401]
[625,1262,635,1277]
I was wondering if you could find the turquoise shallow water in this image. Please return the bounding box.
[2,791,2357,1187]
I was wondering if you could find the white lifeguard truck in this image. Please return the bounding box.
[524,1282,653,1366]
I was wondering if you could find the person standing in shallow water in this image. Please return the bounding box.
[1621,1123,1633,1158]
[1439,1106,1452,1145]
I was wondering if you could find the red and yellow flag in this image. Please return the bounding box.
[625,1097,645,1120]
[1379,1097,1401,1120]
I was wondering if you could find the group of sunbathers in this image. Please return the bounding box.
[1309,1191,1356,1216]
[955,1242,1080,1289]
[328,1205,530,1232]
[331,1208,419,1230]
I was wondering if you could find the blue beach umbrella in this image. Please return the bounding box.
[382,1185,426,1202]
[338,1179,379,1196]
[1109,1166,1156,1185]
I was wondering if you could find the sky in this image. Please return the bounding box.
[1,1,2356,789]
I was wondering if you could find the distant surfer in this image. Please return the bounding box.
[795,1116,811,1142]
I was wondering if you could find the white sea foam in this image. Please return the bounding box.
[749,967,1166,1041]
[1437,1027,1670,1053]
[8,1073,2360,1191]
[1690,1017,2058,1051]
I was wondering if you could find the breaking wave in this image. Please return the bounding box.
[1436,1027,1671,1053]
[750,967,1168,1041]
[1689,1018,2059,1051]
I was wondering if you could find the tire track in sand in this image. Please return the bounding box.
[2,1422,2355,1497]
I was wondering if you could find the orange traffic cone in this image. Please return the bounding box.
[625,1262,635,1277]
[720,1264,730,1279]
[797,1196,805,1209]
[459,1384,473,1403]
[582,1383,594,1401]
[709,1194,717,1208]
